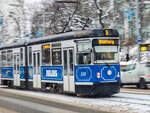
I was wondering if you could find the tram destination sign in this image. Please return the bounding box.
[92,39,118,46]
[140,44,150,51]
[99,40,115,45]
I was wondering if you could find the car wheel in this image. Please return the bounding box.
[120,84,123,88]
[138,78,147,89]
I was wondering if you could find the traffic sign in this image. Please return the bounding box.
[136,35,142,43]
[35,30,43,38]
[124,8,135,20]
[0,19,3,24]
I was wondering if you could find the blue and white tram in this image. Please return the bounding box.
[0,29,120,96]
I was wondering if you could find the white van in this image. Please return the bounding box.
[121,62,150,89]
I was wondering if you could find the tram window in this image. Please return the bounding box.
[77,40,91,52]
[20,48,23,66]
[42,44,51,66]
[52,48,62,65]
[14,55,17,72]
[77,53,91,65]
[95,52,115,60]
[69,50,73,75]
[7,50,13,67]
[33,53,36,74]
[37,53,40,74]
[1,51,6,66]
[93,46,118,63]
[29,47,32,66]
[63,50,67,75]
[17,55,20,74]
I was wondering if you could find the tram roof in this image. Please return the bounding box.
[0,29,119,50]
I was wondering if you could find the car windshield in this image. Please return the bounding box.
[121,64,136,71]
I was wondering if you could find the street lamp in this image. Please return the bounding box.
[135,0,141,63]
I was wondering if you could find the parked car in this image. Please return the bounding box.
[121,62,150,89]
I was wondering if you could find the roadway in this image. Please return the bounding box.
[0,85,150,113]
[0,88,108,113]
[121,85,150,95]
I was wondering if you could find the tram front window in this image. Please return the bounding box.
[95,52,114,60]
[93,46,118,64]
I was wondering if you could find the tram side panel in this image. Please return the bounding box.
[0,49,14,86]
[26,43,64,91]
[0,47,27,88]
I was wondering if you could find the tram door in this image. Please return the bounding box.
[13,54,20,86]
[33,51,41,88]
[63,48,75,92]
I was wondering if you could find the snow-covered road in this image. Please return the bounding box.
[0,87,150,113]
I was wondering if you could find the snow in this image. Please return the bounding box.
[25,0,42,4]
[1,87,150,113]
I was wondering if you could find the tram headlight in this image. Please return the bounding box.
[107,70,112,76]
[97,72,101,79]
[117,73,120,77]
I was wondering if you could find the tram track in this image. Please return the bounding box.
[90,87,150,107]
[120,87,150,95]
[99,95,150,106]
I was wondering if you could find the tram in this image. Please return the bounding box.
[0,29,120,96]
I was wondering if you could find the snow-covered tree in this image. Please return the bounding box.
[31,0,123,36]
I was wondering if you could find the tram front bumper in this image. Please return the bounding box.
[75,82,120,96]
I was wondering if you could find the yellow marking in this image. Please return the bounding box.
[99,40,115,45]
[105,30,109,36]
[43,45,51,49]
[141,46,147,51]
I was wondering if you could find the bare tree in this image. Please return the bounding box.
[94,0,104,28]
[31,0,146,38]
